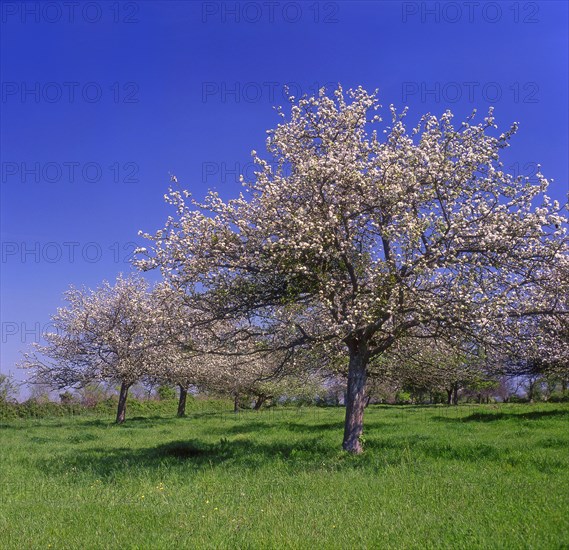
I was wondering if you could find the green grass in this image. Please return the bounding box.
[1,403,568,549]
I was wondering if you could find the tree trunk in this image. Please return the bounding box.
[233,393,239,413]
[446,389,452,405]
[528,379,535,403]
[452,384,459,406]
[342,343,368,454]
[253,395,269,410]
[116,381,130,424]
[177,384,188,417]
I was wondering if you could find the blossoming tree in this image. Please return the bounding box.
[21,273,168,423]
[155,317,311,414]
[369,337,489,404]
[139,86,568,452]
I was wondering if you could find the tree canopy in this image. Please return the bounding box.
[138,86,568,452]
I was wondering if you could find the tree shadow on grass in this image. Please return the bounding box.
[202,421,279,436]
[79,418,114,427]
[35,427,567,480]
[37,436,349,479]
[1,418,110,430]
[434,409,569,423]
[196,419,394,437]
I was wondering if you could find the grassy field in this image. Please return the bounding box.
[1,403,568,549]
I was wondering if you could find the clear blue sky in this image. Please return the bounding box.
[1,0,568,389]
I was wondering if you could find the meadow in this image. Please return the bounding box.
[1,402,568,549]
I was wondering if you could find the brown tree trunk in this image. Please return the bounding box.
[116,381,130,424]
[177,384,188,417]
[452,384,459,405]
[342,343,368,454]
[528,378,535,403]
[253,395,269,410]
[446,389,452,405]
[233,393,239,413]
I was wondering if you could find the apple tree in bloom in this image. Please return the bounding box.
[147,290,273,415]
[149,283,318,414]
[154,352,242,417]
[495,256,569,394]
[370,337,489,404]
[156,324,309,414]
[203,348,328,411]
[21,273,168,424]
[529,257,569,377]
[139,86,568,453]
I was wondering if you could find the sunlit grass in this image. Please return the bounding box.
[1,403,568,548]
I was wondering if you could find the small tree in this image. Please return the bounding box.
[155,348,212,417]
[21,274,167,424]
[0,373,18,403]
[77,382,112,408]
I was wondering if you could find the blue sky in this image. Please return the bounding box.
[1,0,568,388]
